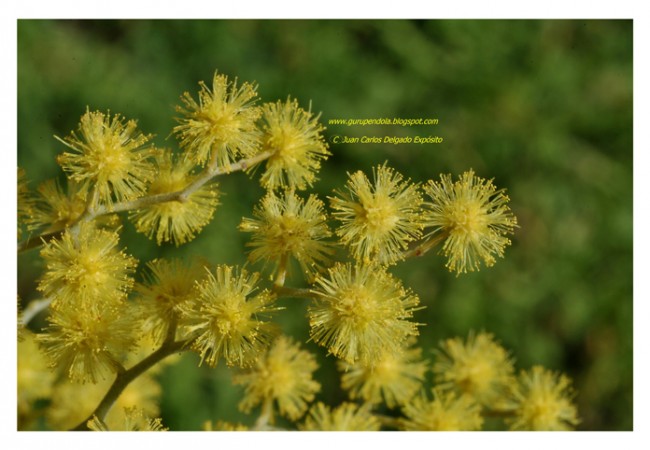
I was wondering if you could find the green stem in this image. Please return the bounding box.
[402,233,446,259]
[70,338,192,431]
[272,285,319,299]
[20,298,53,325]
[273,254,289,288]
[254,397,275,430]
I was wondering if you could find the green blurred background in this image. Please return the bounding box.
[17,20,632,430]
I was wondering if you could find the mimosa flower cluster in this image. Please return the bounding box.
[17,70,578,432]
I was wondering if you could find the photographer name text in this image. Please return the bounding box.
[330,135,444,145]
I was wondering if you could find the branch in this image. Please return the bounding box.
[18,151,273,253]
[253,397,275,430]
[71,337,193,431]
[272,285,320,299]
[401,233,446,259]
[20,298,52,325]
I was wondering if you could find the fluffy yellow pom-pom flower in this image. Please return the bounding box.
[26,179,87,232]
[300,402,380,431]
[182,265,279,368]
[433,331,515,407]
[400,390,483,431]
[258,98,330,190]
[129,150,220,246]
[38,223,137,308]
[239,190,333,281]
[506,365,580,431]
[233,336,320,422]
[174,71,261,168]
[309,262,421,364]
[330,164,424,265]
[56,109,157,208]
[423,169,517,275]
[38,301,136,383]
[338,338,428,408]
[135,257,208,344]
[26,179,120,234]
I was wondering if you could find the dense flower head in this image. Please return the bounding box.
[506,366,579,431]
[26,179,87,232]
[38,223,137,308]
[300,402,380,431]
[339,338,428,408]
[239,190,333,280]
[135,257,208,344]
[258,98,330,190]
[174,71,261,168]
[423,169,517,275]
[129,150,220,246]
[182,265,279,368]
[26,179,120,234]
[309,262,421,364]
[433,331,515,406]
[233,336,320,422]
[330,164,424,265]
[400,390,483,431]
[56,109,158,208]
[38,301,136,383]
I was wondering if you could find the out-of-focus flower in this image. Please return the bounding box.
[47,372,161,430]
[506,366,580,431]
[18,331,55,428]
[135,257,208,344]
[203,420,248,431]
[433,331,514,407]
[400,390,483,431]
[300,402,380,431]
[233,336,320,422]
[339,338,427,408]
[87,408,168,431]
